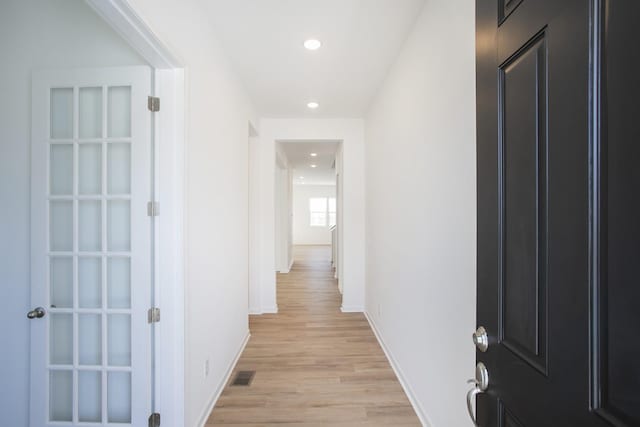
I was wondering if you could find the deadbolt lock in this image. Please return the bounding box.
[473,326,489,352]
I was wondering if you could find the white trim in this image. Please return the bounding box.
[261,306,279,314]
[154,68,186,427]
[340,305,365,313]
[365,312,433,427]
[288,258,295,272]
[256,120,366,317]
[84,0,183,69]
[278,258,295,274]
[196,331,251,427]
[249,305,279,315]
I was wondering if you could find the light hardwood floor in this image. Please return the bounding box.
[206,245,420,426]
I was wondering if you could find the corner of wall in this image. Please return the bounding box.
[364,311,433,427]
[195,331,250,427]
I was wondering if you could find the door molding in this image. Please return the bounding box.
[85,0,182,69]
[83,1,186,425]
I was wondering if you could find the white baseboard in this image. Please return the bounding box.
[278,258,295,274]
[340,305,364,313]
[365,312,433,427]
[249,305,279,315]
[261,305,278,314]
[196,331,251,427]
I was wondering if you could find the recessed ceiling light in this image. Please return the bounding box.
[310,164,317,168]
[307,102,319,109]
[310,153,318,157]
[299,176,304,179]
[304,39,322,50]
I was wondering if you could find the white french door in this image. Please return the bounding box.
[30,67,152,426]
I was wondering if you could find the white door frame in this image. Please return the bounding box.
[84,1,186,425]
[257,120,366,314]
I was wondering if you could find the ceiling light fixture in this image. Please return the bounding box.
[304,39,322,51]
[299,176,304,179]
[307,102,319,109]
[310,153,318,157]
[310,164,317,168]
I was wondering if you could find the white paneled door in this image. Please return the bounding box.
[30,67,152,426]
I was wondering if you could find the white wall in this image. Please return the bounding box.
[123,1,258,426]
[274,165,290,272]
[274,143,293,273]
[364,1,476,426]
[335,143,344,293]
[293,184,336,245]
[256,120,365,313]
[248,135,262,314]
[0,2,147,425]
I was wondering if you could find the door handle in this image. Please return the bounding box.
[27,307,46,319]
[467,384,482,427]
[466,362,489,426]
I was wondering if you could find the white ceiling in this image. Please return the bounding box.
[203,0,426,118]
[279,141,339,185]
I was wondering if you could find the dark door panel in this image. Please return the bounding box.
[499,32,548,375]
[476,0,639,425]
[594,1,640,425]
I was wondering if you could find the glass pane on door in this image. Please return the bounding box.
[78,371,102,422]
[79,200,102,252]
[50,371,73,422]
[50,88,73,139]
[50,201,73,252]
[78,257,102,309]
[50,314,73,365]
[50,257,73,309]
[79,87,102,139]
[108,257,131,309]
[107,86,131,138]
[108,372,131,423]
[79,314,102,366]
[108,143,131,194]
[108,314,131,367]
[107,201,131,251]
[78,144,102,195]
[50,144,73,195]
[46,84,137,424]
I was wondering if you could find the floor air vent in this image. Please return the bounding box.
[231,371,255,386]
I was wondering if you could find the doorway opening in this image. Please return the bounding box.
[274,140,343,297]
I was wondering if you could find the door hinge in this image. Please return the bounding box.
[147,201,160,217]
[148,412,161,427]
[148,307,161,324]
[148,96,160,112]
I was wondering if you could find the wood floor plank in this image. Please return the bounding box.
[206,245,420,426]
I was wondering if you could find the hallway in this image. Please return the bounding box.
[207,245,420,425]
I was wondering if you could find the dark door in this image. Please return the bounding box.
[476,0,640,425]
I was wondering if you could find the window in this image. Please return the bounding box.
[309,198,327,227]
[309,197,337,227]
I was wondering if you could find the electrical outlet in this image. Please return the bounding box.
[204,359,210,378]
